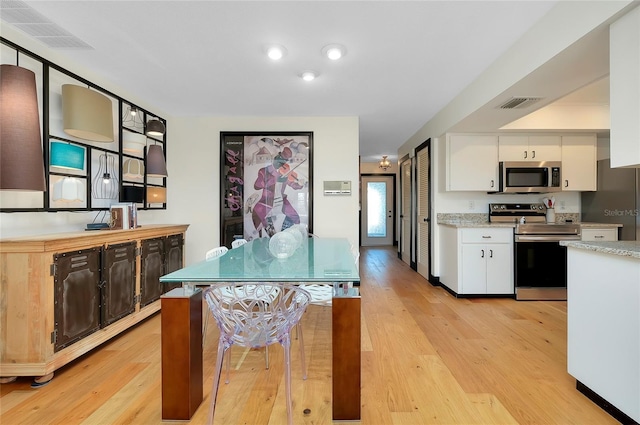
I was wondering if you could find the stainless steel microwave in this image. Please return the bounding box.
[499,161,562,193]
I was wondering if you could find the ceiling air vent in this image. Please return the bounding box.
[498,97,543,109]
[0,0,93,50]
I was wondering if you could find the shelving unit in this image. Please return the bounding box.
[0,37,167,213]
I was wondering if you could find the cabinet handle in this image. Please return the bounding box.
[523,151,527,159]
[490,179,494,188]
[564,180,569,188]
[481,249,485,258]
[595,235,604,239]
[482,235,492,239]
[489,249,493,258]
[531,150,536,159]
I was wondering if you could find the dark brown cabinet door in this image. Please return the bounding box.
[164,234,184,292]
[140,237,164,307]
[54,248,101,352]
[102,242,136,327]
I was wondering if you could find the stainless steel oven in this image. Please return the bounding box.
[489,203,580,301]
[514,223,580,300]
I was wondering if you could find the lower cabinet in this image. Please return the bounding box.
[440,226,514,296]
[0,224,189,379]
[581,227,619,241]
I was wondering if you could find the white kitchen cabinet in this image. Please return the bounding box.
[439,226,514,296]
[447,134,498,191]
[561,135,596,191]
[581,228,618,241]
[498,135,561,162]
[610,7,640,168]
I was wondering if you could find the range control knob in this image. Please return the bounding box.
[500,205,506,210]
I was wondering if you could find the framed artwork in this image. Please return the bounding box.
[220,131,313,247]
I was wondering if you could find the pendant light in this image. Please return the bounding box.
[121,105,144,131]
[0,64,46,191]
[123,131,146,154]
[147,186,166,203]
[146,119,165,137]
[52,176,85,202]
[50,141,85,170]
[62,84,114,142]
[92,153,119,199]
[147,144,167,177]
[123,158,144,179]
[379,155,391,171]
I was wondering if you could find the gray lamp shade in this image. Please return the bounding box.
[62,84,114,142]
[0,64,46,191]
[146,119,165,137]
[147,144,167,177]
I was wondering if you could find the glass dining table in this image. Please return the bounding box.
[159,237,361,421]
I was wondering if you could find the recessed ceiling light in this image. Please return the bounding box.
[300,71,317,82]
[322,44,346,60]
[265,44,287,61]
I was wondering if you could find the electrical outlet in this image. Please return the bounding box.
[559,200,566,210]
[468,200,475,210]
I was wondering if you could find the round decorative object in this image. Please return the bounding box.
[283,226,303,248]
[269,231,298,259]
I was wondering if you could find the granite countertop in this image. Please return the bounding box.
[579,222,623,228]
[560,240,640,259]
[438,220,516,228]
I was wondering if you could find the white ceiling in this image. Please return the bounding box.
[2,0,587,162]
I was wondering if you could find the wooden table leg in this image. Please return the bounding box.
[332,291,361,420]
[161,287,203,420]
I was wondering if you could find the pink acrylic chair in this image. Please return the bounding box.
[203,283,311,425]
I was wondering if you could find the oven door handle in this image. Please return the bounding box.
[515,235,581,242]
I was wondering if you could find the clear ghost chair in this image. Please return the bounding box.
[203,283,311,425]
[202,246,228,345]
[231,238,247,249]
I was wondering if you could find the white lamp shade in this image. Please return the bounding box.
[52,177,85,202]
[147,186,166,203]
[123,158,144,179]
[62,84,114,142]
[123,131,146,154]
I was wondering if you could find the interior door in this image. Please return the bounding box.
[361,175,394,246]
[400,158,412,265]
[416,143,430,279]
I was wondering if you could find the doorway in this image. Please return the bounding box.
[415,139,431,280]
[361,175,394,246]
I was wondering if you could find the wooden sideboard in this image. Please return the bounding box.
[0,224,189,381]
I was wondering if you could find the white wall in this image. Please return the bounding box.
[166,116,360,265]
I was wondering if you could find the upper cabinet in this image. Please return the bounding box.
[610,6,640,168]
[446,134,498,191]
[446,132,597,192]
[561,135,596,191]
[498,135,561,162]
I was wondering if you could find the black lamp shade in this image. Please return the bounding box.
[146,119,165,137]
[122,185,144,203]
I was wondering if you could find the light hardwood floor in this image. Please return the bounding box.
[0,246,616,425]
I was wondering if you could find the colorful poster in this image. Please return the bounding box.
[221,132,312,246]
